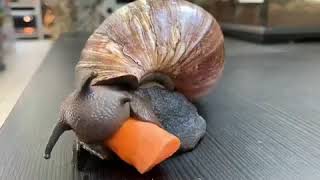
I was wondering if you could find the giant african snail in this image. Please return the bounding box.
[44,0,224,160]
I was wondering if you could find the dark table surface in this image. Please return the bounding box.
[1,33,320,180]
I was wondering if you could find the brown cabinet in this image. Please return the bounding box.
[191,0,320,42]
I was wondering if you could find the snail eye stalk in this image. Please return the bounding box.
[44,121,71,159]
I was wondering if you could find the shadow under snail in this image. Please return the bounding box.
[44,0,224,161]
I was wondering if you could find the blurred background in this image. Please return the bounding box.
[0,0,319,126]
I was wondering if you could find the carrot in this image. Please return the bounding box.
[105,118,181,174]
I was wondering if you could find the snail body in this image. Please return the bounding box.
[44,0,224,160]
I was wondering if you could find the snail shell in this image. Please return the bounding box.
[76,0,224,99]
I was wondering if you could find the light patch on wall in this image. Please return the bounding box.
[238,0,264,3]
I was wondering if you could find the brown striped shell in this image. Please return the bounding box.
[76,0,224,100]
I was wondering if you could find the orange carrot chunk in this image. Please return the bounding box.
[105,118,181,174]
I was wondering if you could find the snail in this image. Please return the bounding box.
[44,0,224,160]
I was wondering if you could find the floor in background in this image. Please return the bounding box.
[0,40,52,127]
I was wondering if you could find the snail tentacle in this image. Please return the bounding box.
[44,121,71,159]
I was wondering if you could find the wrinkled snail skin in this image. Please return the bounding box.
[44,0,224,160]
[44,80,161,159]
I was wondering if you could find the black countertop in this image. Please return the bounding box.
[1,33,320,180]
